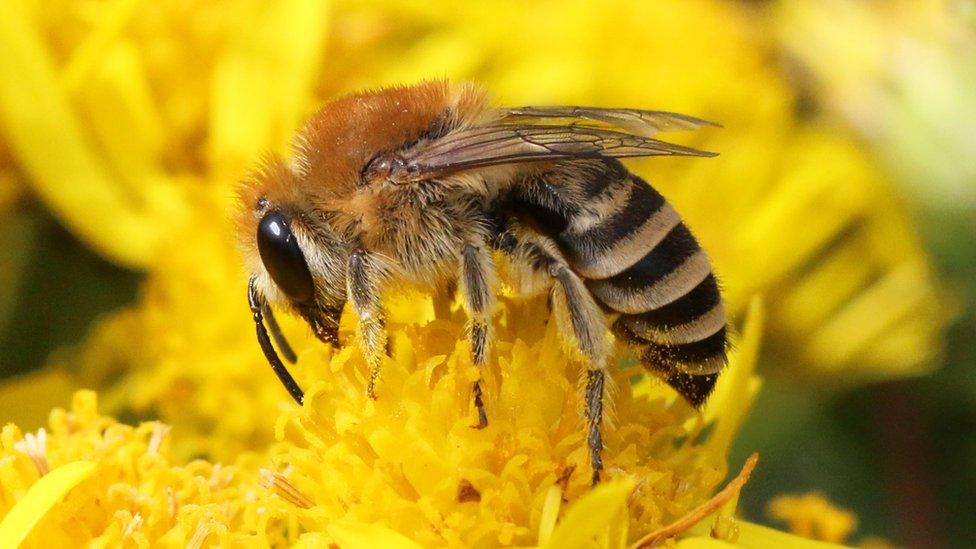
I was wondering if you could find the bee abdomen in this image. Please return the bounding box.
[560,169,727,402]
[586,213,728,394]
[586,223,711,314]
[611,273,727,368]
[560,177,683,280]
[506,161,728,404]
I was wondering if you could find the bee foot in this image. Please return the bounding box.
[471,409,488,430]
[471,380,488,429]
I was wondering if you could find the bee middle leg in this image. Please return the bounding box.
[458,242,498,429]
[495,227,610,485]
[347,248,388,399]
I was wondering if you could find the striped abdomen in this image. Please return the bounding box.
[511,160,727,406]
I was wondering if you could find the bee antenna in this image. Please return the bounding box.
[248,276,305,405]
[262,303,298,363]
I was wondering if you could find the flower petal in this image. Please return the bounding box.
[0,0,164,267]
[0,460,96,547]
[326,521,424,549]
[544,479,634,549]
[685,519,851,549]
[703,296,765,460]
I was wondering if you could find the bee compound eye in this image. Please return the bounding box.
[256,212,315,303]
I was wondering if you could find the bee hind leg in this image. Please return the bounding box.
[548,259,610,486]
[459,243,498,429]
[347,249,388,399]
[493,227,610,485]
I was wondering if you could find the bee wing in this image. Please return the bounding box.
[388,122,717,183]
[503,106,720,137]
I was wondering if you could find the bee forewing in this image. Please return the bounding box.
[393,123,716,183]
[503,106,720,137]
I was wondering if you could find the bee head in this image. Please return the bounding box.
[236,82,481,337]
[236,157,349,330]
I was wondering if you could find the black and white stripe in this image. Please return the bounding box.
[501,159,727,405]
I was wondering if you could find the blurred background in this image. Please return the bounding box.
[0,1,973,546]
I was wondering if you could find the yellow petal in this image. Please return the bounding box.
[61,0,142,90]
[685,519,851,549]
[209,0,330,180]
[326,521,424,549]
[536,485,563,546]
[675,537,738,548]
[0,0,162,267]
[0,460,96,548]
[703,296,765,461]
[544,479,634,549]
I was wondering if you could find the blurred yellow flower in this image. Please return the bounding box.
[767,492,858,544]
[774,0,976,207]
[0,0,949,392]
[0,0,953,546]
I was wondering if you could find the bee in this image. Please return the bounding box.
[237,81,726,484]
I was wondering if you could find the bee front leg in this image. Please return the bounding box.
[347,248,387,399]
[459,243,498,429]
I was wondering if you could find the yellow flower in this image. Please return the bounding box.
[773,0,976,207]
[0,391,292,547]
[261,294,746,546]
[0,0,949,391]
[1,300,842,547]
[0,301,740,546]
[767,492,858,545]
[0,0,944,453]
[0,0,951,546]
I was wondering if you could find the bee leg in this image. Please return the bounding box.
[459,243,497,429]
[583,369,606,486]
[347,248,387,400]
[495,228,609,485]
[548,260,609,486]
[298,303,342,347]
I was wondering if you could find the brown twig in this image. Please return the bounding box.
[630,452,759,548]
